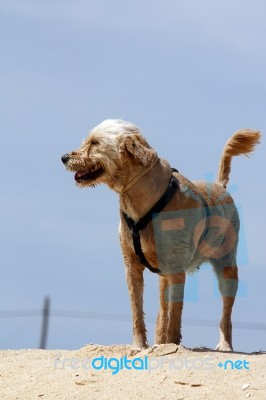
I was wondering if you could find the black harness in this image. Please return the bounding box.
[122,168,180,275]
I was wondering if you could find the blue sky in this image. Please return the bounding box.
[0,0,265,351]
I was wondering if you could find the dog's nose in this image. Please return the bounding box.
[61,153,70,164]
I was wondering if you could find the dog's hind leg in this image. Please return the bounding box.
[164,272,186,345]
[212,262,238,351]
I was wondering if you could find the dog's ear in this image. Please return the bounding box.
[121,134,157,167]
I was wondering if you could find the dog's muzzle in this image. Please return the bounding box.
[61,154,70,164]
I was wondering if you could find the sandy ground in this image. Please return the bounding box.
[0,344,265,400]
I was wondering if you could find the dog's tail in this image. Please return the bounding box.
[217,129,261,188]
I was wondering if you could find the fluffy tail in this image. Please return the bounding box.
[217,129,261,188]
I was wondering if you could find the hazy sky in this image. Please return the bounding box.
[1,0,265,352]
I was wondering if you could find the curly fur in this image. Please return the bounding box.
[62,119,261,351]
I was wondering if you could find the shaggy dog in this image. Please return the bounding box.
[62,120,260,351]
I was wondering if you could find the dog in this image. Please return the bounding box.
[61,119,261,351]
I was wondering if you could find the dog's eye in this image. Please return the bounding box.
[91,140,99,145]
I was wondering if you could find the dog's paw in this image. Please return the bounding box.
[216,341,233,352]
[132,341,149,351]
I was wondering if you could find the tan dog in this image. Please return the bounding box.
[61,120,261,351]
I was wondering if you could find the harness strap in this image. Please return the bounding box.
[122,169,180,275]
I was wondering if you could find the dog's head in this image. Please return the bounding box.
[61,119,158,192]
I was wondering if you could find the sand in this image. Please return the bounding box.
[0,344,265,399]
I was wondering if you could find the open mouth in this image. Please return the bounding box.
[74,164,104,182]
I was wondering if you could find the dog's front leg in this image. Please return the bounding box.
[125,261,148,350]
[165,272,186,345]
[155,275,169,344]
